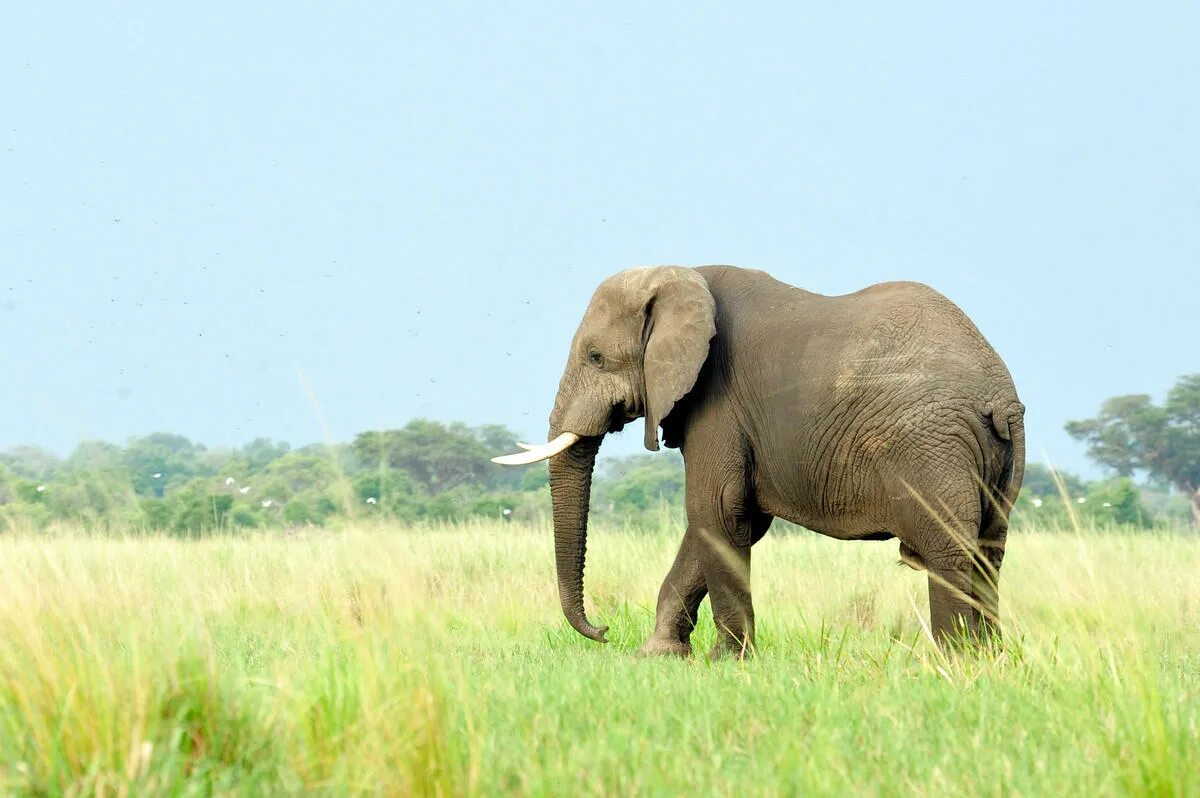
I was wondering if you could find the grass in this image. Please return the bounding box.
[0,521,1197,796]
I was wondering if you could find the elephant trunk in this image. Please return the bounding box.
[548,433,608,642]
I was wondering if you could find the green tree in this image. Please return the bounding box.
[256,452,337,496]
[139,497,173,529]
[239,438,291,473]
[13,480,47,505]
[281,495,338,526]
[252,451,349,523]
[44,471,141,527]
[67,440,126,472]
[353,471,424,522]
[1138,483,1196,526]
[352,420,521,495]
[195,447,241,479]
[520,464,549,492]
[0,446,61,480]
[593,452,685,518]
[1085,478,1151,528]
[158,479,235,536]
[122,433,207,497]
[1067,374,1200,524]
[0,465,13,506]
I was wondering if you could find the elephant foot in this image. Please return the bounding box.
[707,638,753,661]
[637,636,692,658]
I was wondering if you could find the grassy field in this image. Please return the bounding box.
[0,521,1197,797]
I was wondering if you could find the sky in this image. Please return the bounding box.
[2,4,1197,477]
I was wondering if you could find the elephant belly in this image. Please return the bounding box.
[750,431,912,542]
[755,486,896,542]
[787,518,897,542]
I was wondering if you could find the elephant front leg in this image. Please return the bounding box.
[639,526,708,658]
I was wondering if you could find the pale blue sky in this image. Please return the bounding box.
[2,4,1197,476]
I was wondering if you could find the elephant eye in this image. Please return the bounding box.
[587,349,605,368]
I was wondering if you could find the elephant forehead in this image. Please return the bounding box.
[580,288,644,330]
[588,276,643,309]
[595,264,697,296]
[600,265,663,289]
[571,317,642,359]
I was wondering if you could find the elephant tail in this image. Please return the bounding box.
[983,400,1026,532]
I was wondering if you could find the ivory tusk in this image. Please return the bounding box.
[491,432,581,465]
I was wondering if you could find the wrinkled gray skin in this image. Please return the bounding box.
[538,265,1025,657]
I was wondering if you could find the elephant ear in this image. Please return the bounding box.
[640,268,717,451]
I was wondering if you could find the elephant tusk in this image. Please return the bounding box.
[491,432,581,465]
[516,442,537,451]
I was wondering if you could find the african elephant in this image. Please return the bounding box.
[493,265,1025,657]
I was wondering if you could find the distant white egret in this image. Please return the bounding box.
[262,499,273,508]
[366,497,377,505]
[225,477,235,486]
[239,486,251,494]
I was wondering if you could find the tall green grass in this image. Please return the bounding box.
[0,522,1196,796]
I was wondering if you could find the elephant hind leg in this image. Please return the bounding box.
[898,486,994,648]
[974,507,1009,643]
[971,555,1002,645]
[928,544,1005,650]
[926,554,986,647]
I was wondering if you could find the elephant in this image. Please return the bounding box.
[493,265,1025,657]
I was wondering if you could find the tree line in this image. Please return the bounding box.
[0,421,686,535]
[0,374,1196,535]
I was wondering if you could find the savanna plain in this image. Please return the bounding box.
[1,519,1197,797]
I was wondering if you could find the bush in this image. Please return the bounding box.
[1083,478,1151,527]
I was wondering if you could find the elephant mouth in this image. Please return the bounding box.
[491,404,641,466]
[608,402,641,433]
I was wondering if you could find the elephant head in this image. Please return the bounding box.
[493,266,717,642]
